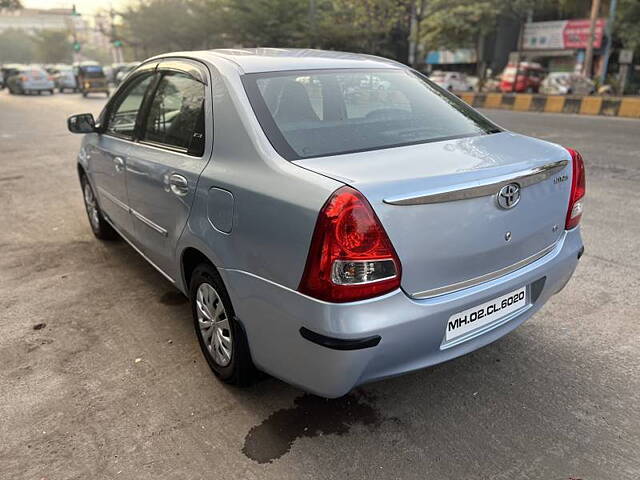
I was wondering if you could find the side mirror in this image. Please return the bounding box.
[67,113,97,134]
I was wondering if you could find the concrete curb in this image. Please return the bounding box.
[457,92,640,118]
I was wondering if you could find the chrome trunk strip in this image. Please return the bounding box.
[410,241,559,299]
[383,160,568,206]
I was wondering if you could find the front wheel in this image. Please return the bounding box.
[190,264,255,386]
[80,175,118,240]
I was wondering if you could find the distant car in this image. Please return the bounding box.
[50,64,78,93]
[68,49,585,398]
[429,71,473,91]
[541,72,595,95]
[500,63,544,93]
[73,62,109,97]
[115,62,141,86]
[6,66,55,95]
[1,64,24,90]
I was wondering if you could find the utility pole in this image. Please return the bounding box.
[599,0,617,85]
[583,0,601,78]
[71,3,80,63]
[408,0,425,68]
[308,0,316,49]
[512,9,532,93]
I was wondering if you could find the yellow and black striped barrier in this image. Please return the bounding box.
[456,92,640,119]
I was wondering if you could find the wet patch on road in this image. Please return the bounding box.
[159,291,188,306]
[242,390,383,464]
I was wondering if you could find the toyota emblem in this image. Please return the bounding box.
[497,183,521,209]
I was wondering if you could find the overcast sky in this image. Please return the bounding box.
[22,0,130,16]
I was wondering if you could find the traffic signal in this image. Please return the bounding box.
[73,41,81,52]
[113,40,123,48]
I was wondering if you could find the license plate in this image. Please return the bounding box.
[446,286,527,342]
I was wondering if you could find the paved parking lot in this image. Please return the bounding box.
[1,90,639,479]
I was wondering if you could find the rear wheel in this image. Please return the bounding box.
[190,264,255,386]
[80,175,118,240]
[82,91,87,98]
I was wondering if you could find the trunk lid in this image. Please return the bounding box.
[296,132,572,298]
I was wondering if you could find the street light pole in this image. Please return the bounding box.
[583,0,601,78]
[599,0,618,85]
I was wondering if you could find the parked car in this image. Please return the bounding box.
[73,62,109,97]
[500,62,545,93]
[1,64,24,90]
[6,65,54,95]
[541,72,596,95]
[429,70,473,91]
[114,62,141,86]
[50,64,78,92]
[68,49,585,398]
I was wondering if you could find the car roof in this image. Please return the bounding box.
[159,48,406,74]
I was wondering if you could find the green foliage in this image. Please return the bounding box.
[117,0,413,61]
[0,28,34,63]
[120,0,206,57]
[224,0,310,47]
[616,0,640,51]
[0,0,22,9]
[31,30,73,64]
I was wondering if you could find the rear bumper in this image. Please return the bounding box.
[223,228,582,398]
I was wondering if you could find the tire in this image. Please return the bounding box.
[49,89,54,95]
[190,264,255,386]
[80,175,118,240]
[82,91,87,98]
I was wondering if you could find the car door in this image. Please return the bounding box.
[88,69,157,238]
[124,60,211,281]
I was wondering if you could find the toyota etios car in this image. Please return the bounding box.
[68,49,585,398]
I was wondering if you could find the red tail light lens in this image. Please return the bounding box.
[19,75,27,82]
[298,186,402,303]
[565,147,586,230]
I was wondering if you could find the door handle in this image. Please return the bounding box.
[169,173,189,197]
[113,156,125,173]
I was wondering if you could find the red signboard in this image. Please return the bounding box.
[523,19,606,51]
[563,19,606,49]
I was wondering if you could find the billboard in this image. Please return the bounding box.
[425,49,477,65]
[523,19,606,51]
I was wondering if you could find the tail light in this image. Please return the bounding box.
[298,186,402,303]
[565,147,586,230]
[19,75,27,82]
[47,75,54,81]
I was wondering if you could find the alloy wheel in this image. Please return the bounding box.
[196,282,232,367]
[83,183,100,231]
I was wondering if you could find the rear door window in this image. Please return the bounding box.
[141,72,205,156]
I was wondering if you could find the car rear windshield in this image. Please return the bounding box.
[242,69,499,160]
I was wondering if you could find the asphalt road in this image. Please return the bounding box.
[1,90,639,480]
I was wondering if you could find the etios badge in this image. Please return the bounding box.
[497,183,521,209]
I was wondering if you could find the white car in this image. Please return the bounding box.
[541,73,595,95]
[429,71,473,91]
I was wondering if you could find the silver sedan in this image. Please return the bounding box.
[68,49,585,397]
